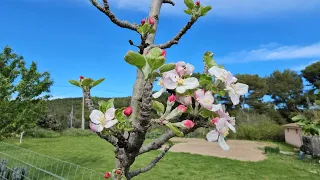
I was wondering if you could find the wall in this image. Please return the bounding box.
[284,127,302,147]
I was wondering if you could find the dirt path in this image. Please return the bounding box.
[164,138,267,162]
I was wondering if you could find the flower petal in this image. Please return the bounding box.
[206,130,219,142]
[208,66,227,81]
[90,122,104,133]
[89,110,104,124]
[194,89,205,100]
[153,87,166,98]
[218,136,230,151]
[235,83,249,95]
[228,90,240,105]
[185,63,195,75]
[181,77,199,90]
[204,91,214,104]
[105,119,118,128]
[163,77,177,89]
[176,86,186,94]
[226,121,236,133]
[105,108,116,121]
[211,104,223,112]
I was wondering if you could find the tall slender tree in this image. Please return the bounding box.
[0,46,53,139]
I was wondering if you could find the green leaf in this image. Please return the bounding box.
[115,108,126,123]
[184,9,192,15]
[68,80,80,87]
[199,108,212,118]
[297,122,306,126]
[147,47,162,58]
[138,23,152,35]
[147,56,166,71]
[217,90,226,96]
[152,100,165,115]
[98,99,114,113]
[184,0,195,10]
[92,78,105,87]
[200,6,212,16]
[159,63,176,73]
[166,123,184,137]
[124,51,146,69]
[141,63,151,80]
[292,114,306,122]
[199,74,212,86]
[81,78,94,86]
[315,100,320,105]
[150,72,161,80]
[148,28,156,34]
[203,51,217,68]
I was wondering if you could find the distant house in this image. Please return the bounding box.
[283,123,302,147]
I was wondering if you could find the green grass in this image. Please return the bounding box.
[3,136,320,180]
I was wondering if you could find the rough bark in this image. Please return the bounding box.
[83,89,95,112]
[87,0,203,179]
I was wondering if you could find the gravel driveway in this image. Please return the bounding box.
[165,138,267,162]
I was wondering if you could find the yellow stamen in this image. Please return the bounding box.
[158,79,164,86]
[223,128,229,137]
[177,78,184,85]
[99,114,106,126]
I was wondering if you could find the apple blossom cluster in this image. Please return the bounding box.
[151,55,248,151]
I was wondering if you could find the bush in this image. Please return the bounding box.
[61,128,94,137]
[24,127,61,138]
[37,113,62,131]
[229,111,285,141]
[264,146,280,154]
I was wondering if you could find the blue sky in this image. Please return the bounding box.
[1,0,320,99]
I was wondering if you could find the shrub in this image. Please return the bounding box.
[0,158,29,180]
[61,128,94,137]
[264,146,280,154]
[24,127,61,138]
[228,111,285,141]
[37,113,62,131]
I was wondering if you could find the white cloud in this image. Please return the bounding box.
[291,60,319,71]
[105,0,320,18]
[219,42,320,63]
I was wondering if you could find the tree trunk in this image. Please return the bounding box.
[81,93,85,129]
[119,0,164,178]
[19,131,25,144]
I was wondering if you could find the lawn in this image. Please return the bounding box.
[2,136,320,180]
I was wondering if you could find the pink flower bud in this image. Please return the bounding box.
[104,172,111,179]
[161,49,166,57]
[183,120,195,129]
[123,106,132,117]
[79,76,84,79]
[115,170,121,175]
[177,105,187,113]
[195,1,200,6]
[168,94,176,102]
[141,19,146,25]
[148,17,155,25]
[89,123,96,133]
[212,117,219,124]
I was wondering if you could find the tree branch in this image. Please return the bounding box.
[139,123,202,155]
[163,0,175,6]
[128,145,172,179]
[98,132,118,146]
[89,0,138,31]
[83,88,118,146]
[139,130,175,155]
[155,17,198,49]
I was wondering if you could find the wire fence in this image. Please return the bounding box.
[0,141,105,180]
